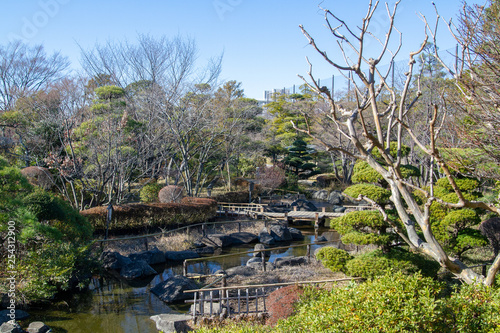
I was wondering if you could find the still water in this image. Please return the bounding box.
[27,229,338,333]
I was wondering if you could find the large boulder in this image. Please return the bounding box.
[269,224,293,242]
[151,275,199,303]
[120,260,157,279]
[128,248,165,265]
[290,199,317,211]
[274,256,308,268]
[328,191,344,206]
[100,251,132,270]
[225,265,257,277]
[311,190,329,201]
[150,313,192,333]
[164,250,200,261]
[202,234,233,248]
[258,229,275,245]
[289,227,305,241]
[246,257,275,271]
[228,232,258,245]
[0,321,24,333]
[27,322,51,333]
[0,310,29,325]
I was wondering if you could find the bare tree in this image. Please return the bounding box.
[0,41,70,112]
[297,1,500,285]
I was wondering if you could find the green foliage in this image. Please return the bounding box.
[436,177,480,192]
[283,138,319,179]
[331,210,394,247]
[94,85,125,100]
[276,272,446,333]
[399,164,421,178]
[140,183,163,203]
[343,183,391,204]
[345,249,440,279]
[372,142,411,161]
[0,158,93,304]
[315,247,352,273]
[351,161,383,183]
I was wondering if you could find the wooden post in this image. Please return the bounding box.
[202,224,206,237]
[238,222,241,233]
[261,251,266,272]
[183,260,188,276]
[307,244,311,263]
[483,264,487,277]
[144,237,149,251]
[314,212,320,229]
[322,206,326,213]
[293,206,297,212]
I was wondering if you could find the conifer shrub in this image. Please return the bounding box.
[343,183,391,204]
[139,182,162,203]
[315,247,352,273]
[344,249,440,279]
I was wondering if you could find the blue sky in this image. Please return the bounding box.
[0,0,482,100]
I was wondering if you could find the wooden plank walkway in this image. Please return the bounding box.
[260,211,343,220]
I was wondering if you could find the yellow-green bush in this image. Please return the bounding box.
[315,247,352,273]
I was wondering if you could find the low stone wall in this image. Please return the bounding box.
[81,197,217,233]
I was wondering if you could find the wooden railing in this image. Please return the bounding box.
[184,277,363,319]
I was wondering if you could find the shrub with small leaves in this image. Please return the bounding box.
[158,185,184,203]
[345,249,440,279]
[140,183,162,203]
[343,183,391,204]
[316,247,352,273]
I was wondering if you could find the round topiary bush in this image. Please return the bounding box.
[316,247,352,273]
[20,166,55,190]
[140,183,163,203]
[158,185,184,203]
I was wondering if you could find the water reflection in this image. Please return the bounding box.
[28,227,339,333]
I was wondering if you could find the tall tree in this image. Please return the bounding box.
[296,0,500,285]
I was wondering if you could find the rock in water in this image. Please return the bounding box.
[151,275,199,303]
[120,260,157,279]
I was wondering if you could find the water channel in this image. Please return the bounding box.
[26,227,339,333]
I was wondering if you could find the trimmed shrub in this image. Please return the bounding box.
[316,247,352,273]
[331,210,394,247]
[80,197,217,232]
[343,183,391,204]
[345,249,440,279]
[214,191,253,203]
[140,183,162,203]
[158,185,184,203]
[20,166,54,190]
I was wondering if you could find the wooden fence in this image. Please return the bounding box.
[185,277,363,319]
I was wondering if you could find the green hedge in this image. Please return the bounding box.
[345,249,440,279]
[80,197,217,232]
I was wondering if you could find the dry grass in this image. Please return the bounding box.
[101,220,266,255]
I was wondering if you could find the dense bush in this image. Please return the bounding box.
[19,166,55,190]
[196,273,500,333]
[158,185,184,203]
[277,272,445,333]
[139,183,162,203]
[0,158,94,304]
[343,183,391,204]
[266,285,304,326]
[81,197,217,232]
[315,247,352,273]
[345,249,440,279]
[331,210,395,247]
[213,191,254,203]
